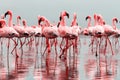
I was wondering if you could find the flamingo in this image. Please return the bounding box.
[22,19,35,37]
[22,19,35,50]
[70,12,81,54]
[4,10,20,57]
[38,16,58,56]
[58,11,78,59]
[97,15,116,55]
[110,17,119,48]
[83,15,94,36]
[4,10,19,37]
[13,16,29,37]
[30,15,42,54]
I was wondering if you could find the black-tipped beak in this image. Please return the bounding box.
[57,22,60,27]
[85,16,89,21]
[19,16,21,20]
[59,16,62,21]
[23,21,25,26]
[38,18,43,25]
[103,21,105,25]
[4,12,9,18]
[115,18,118,23]
[66,12,69,18]
[0,22,2,28]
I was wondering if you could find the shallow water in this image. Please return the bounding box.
[0,37,120,80]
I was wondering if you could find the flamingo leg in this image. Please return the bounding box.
[19,37,26,49]
[19,38,23,55]
[7,38,10,73]
[0,38,3,55]
[40,37,43,53]
[11,38,19,58]
[35,37,38,54]
[42,38,51,56]
[60,38,65,51]
[104,37,107,56]
[107,37,114,55]
[54,38,58,56]
[59,39,73,59]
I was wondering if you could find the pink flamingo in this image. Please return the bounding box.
[22,19,35,50]
[70,12,81,54]
[110,17,119,48]
[38,16,58,56]
[12,16,30,54]
[0,19,19,67]
[83,15,94,36]
[31,15,42,54]
[22,19,35,37]
[58,11,77,59]
[4,10,21,57]
[98,15,116,55]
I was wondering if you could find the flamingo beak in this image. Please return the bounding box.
[115,18,118,23]
[66,12,69,18]
[103,21,105,25]
[38,18,43,25]
[0,22,2,28]
[19,16,21,20]
[76,23,78,26]
[57,22,60,27]
[23,21,26,26]
[59,16,62,21]
[4,12,9,18]
[85,16,89,21]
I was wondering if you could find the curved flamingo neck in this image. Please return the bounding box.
[87,17,91,27]
[60,15,66,26]
[94,14,98,26]
[0,19,6,28]
[45,19,51,27]
[8,13,13,27]
[71,16,77,26]
[112,19,117,30]
[37,16,41,27]
[23,20,27,28]
[17,17,20,26]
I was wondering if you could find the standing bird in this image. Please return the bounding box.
[4,10,20,57]
[38,16,58,56]
[97,15,116,55]
[58,11,77,59]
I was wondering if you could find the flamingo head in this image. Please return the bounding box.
[97,14,105,25]
[94,13,97,20]
[38,16,45,25]
[0,19,6,28]
[60,11,69,21]
[22,19,27,26]
[113,17,118,23]
[103,20,106,25]
[4,10,12,18]
[73,12,77,19]
[17,16,21,20]
[85,15,91,21]
[83,28,89,35]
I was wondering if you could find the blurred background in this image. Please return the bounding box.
[0,0,120,27]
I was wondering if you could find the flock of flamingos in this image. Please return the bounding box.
[0,10,120,61]
[0,10,120,79]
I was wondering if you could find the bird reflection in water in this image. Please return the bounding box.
[85,54,117,80]
[39,43,80,80]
